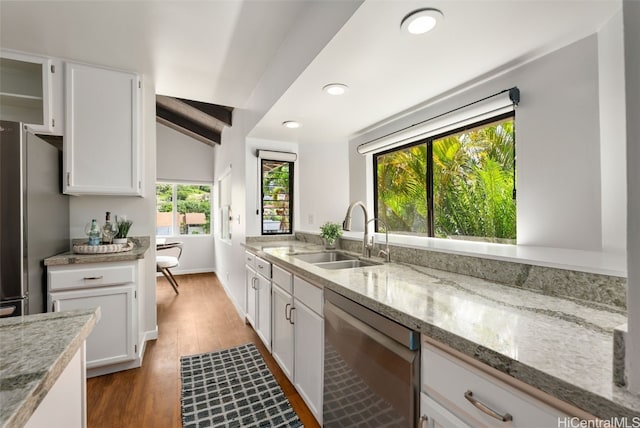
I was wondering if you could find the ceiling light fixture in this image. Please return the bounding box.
[282,120,301,129]
[400,8,443,35]
[322,83,349,96]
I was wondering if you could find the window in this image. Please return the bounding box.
[261,159,293,235]
[156,183,212,236]
[374,113,515,244]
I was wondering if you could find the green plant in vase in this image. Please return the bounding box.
[320,222,343,249]
[114,216,133,244]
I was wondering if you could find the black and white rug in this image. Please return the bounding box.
[180,343,302,428]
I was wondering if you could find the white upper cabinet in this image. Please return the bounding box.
[64,61,142,195]
[0,50,63,134]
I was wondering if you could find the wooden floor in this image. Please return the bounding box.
[87,273,320,427]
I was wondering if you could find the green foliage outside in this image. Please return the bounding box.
[156,183,211,234]
[376,119,516,243]
[262,160,292,234]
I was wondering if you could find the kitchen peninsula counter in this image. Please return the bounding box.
[244,239,640,420]
[44,236,150,266]
[0,308,99,427]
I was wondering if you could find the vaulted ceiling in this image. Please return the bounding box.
[0,1,622,147]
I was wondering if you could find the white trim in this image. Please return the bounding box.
[357,90,516,155]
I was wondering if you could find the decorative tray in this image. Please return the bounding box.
[73,241,134,254]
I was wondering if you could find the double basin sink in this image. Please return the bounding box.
[290,251,382,270]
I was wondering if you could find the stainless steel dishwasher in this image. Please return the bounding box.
[323,288,420,427]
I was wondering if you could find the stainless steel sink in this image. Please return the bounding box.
[314,259,382,270]
[291,251,382,269]
[292,251,357,263]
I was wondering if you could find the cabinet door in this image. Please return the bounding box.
[420,393,472,428]
[245,267,257,328]
[0,50,58,133]
[272,284,294,381]
[50,285,136,368]
[256,274,271,351]
[64,62,141,195]
[293,300,323,424]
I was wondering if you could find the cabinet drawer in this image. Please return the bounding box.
[422,343,565,427]
[245,251,255,268]
[48,262,136,291]
[255,257,271,279]
[272,264,292,293]
[293,276,322,315]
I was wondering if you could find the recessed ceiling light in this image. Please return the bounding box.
[282,121,301,129]
[322,83,348,96]
[401,8,443,35]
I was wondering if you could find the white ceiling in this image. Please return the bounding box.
[0,0,621,144]
[0,0,308,107]
[249,0,621,144]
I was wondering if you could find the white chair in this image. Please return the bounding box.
[156,241,183,294]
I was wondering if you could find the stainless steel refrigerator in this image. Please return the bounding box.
[0,121,69,317]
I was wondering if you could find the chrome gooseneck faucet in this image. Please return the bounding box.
[342,201,370,257]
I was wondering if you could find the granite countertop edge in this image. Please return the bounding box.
[44,236,151,266]
[243,240,640,419]
[1,308,100,428]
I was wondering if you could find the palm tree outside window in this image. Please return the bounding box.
[374,113,516,244]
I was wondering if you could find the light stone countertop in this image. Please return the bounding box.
[43,236,150,266]
[244,240,640,420]
[0,308,99,428]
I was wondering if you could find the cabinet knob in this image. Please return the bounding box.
[420,415,429,428]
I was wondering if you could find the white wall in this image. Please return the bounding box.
[156,123,215,182]
[297,140,350,232]
[156,122,215,274]
[624,0,640,393]
[598,9,627,253]
[69,78,157,343]
[213,0,363,317]
[349,33,623,254]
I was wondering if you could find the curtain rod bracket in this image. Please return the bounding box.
[509,87,520,106]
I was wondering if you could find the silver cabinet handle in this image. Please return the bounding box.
[252,277,258,290]
[52,300,60,312]
[464,390,512,422]
[420,415,429,428]
[285,303,291,321]
[83,276,103,280]
[288,307,295,325]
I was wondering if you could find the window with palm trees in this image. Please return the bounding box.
[261,159,293,235]
[375,113,516,244]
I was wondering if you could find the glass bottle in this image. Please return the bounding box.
[102,211,116,244]
[88,219,101,246]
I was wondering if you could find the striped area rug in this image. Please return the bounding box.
[180,343,302,428]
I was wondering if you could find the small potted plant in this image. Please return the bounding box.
[113,216,133,244]
[320,222,343,249]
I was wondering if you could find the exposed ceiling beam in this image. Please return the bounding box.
[156,95,233,146]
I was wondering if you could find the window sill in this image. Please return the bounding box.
[331,230,626,277]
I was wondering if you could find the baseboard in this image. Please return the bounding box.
[155,268,215,277]
[218,279,245,320]
[87,358,141,378]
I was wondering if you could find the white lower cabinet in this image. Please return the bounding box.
[271,266,323,425]
[292,298,323,422]
[272,283,294,380]
[47,261,139,377]
[421,341,568,427]
[49,285,136,369]
[26,344,86,428]
[256,274,272,350]
[245,264,257,328]
[245,252,272,351]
